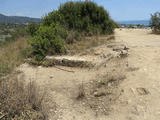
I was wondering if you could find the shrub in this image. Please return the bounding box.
[0,76,47,119]
[29,1,117,60]
[29,24,66,61]
[150,12,160,34]
[27,22,39,36]
[128,24,134,28]
[43,1,116,35]
[42,11,65,26]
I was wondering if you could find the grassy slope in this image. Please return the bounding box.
[0,37,28,74]
[0,37,48,119]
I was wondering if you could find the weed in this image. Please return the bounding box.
[0,74,47,119]
[76,63,126,115]
[77,82,85,100]
[0,37,28,75]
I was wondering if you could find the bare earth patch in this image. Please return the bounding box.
[17,34,128,120]
[16,28,160,120]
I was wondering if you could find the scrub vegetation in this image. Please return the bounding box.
[150,12,160,34]
[28,1,117,60]
[0,1,118,119]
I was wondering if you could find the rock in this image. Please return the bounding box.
[127,67,139,72]
[113,45,129,52]
[46,56,94,68]
[107,83,112,87]
[136,88,150,95]
[94,91,106,97]
[110,45,129,58]
[93,88,112,97]
[94,92,98,96]
[50,76,54,79]
[94,51,101,56]
[124,46,129,50]
[38,66,42,69]
[119,50,129,57]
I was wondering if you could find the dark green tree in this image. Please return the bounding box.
[150,12,160,34]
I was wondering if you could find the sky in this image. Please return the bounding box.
[0,0,160,21]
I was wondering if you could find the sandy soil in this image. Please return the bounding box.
[113,29,160,120]
[18,28,160,120]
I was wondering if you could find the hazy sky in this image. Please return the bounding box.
[0,0,160,21]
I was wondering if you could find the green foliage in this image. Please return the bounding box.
[29,25,66,61]
[43,1,116,35]
[0,25,28,46]
[150,12,160,34]
[137,24,144,28]
[27,22,39,36]
[29,1,117,60]
[42,11,65,26]
[128,24,134,28]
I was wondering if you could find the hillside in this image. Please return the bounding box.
[0,13,41,24]
[17,28,160,120]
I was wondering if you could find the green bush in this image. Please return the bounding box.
[29,24,66,61]
[42,11,65,26]
[27,22,39,36]
[150,12,160,34]
[43,1,116,35]
[29,1,117,60]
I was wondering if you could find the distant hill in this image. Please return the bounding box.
[117,20,150,26]
[0,14,41,24]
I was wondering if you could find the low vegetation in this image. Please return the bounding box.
[0,37,28,74]
[0,74,47,119]
[43,1,117,34]
[29,24,67,61]
[150,12,160,34]
[27,22,40,36]
[76,66,126,115]
[0,1,119,119]
[0,24,48,119]
[28,1,117,60]
[67,35,115,54]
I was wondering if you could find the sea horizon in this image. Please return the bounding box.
[117,20,150,25]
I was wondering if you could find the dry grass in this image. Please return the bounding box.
[66,35,115,55]
[77,82,85,100]
[76,60,126,115]
[0,37,28,75]
[0,74,47,120]
[0,37,49,119]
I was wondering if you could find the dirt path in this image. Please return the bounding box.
[112,29,160,120]
[18,29,160,120]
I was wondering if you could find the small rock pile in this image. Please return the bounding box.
[112,45,129,58]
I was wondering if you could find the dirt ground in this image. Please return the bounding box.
[18,28,160,120]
